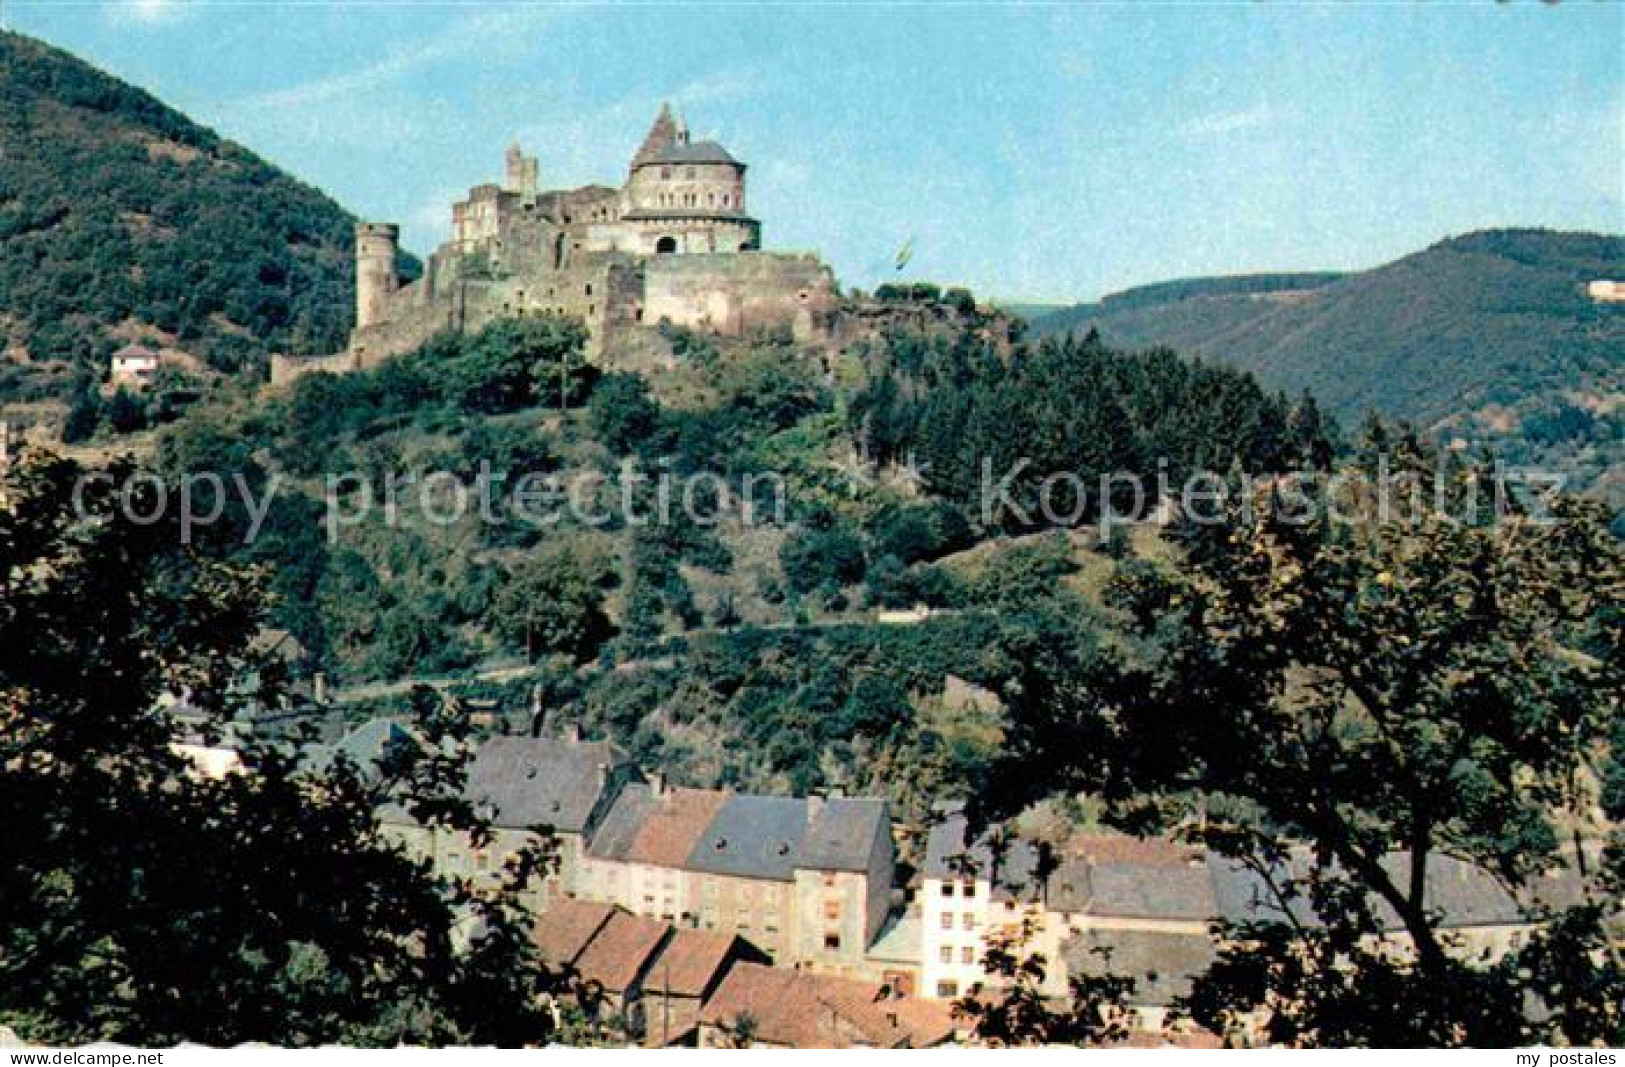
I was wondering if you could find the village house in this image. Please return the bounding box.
[638,929,772,1046]
[579,780,895,976]
[533,899,671,1030]
[382,731,642,910]
[109,342,160,388]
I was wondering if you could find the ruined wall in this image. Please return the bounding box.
[270,349,363,385]
[642,252,839,341]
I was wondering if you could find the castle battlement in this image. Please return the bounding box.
[275,104,840,384]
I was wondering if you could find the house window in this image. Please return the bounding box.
[938,946,953,964]
[823,901,841,921]
[961,946,976,964]
[940,913,954,930]
[661,167,672,179]
[940,883,955,897]
[962,913,976,931]
[823,874,837,888]
[937,981,959,998]
[962,881,977,898]
[824,933,841,950]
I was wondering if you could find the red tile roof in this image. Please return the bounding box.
[627,786,730,867]
[573,910,671,993]
[1068,833,1199,867]
[643,930,759,999]
[532,899,616,969]
[700,963,948,1048]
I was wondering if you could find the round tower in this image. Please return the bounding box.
[355,222,400,330]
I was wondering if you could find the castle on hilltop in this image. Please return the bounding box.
[273,105,841,382]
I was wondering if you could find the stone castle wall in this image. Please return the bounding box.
[642,252,838,341]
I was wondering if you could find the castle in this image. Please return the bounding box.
[273,105,841,382]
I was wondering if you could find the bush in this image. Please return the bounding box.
[780,524,866,594]
[588,372,660,455]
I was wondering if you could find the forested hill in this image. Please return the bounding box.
[1033,231,1625,504]
[0,32,371,399]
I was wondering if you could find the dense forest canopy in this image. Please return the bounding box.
[0,32,407,398]
[1033,229,1625,510]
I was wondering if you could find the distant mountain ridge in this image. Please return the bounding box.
[1033,229,1625,506]
[0,31,372,403]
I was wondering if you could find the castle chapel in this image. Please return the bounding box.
[276,105,840,381]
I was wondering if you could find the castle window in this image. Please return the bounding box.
[585,284,593,296]
[656,236,678,254]
[661,167,672,179]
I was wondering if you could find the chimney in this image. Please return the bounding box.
[564,722,581,744]
[529,682,547,736]
[807,794,824,821]
[312,672,327,706]
[648,772,665,798]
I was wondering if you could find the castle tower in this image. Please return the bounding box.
[505,140,539,198]
[354,222,400,331]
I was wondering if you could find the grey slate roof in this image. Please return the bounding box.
[685,795,808,881]
[801,798,890,872]
[1087,862,1216,921]
[466,735,629,834]
[639,140,740,166]
[922,810,992,881]
[584,782,659,861]
[1063,929,1218,1007]
[303,717,420,780]
[922,811,1089,907]
[1209,851,1529,931]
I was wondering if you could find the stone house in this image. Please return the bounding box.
[383,732,641,910]
[639,929,771,1047]
[533,899,670,1030]
[109,342,159,388]
[579,782,895,977]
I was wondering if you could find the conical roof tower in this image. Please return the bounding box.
[632,102,681,170]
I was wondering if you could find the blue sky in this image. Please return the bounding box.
[6,1,1621,302]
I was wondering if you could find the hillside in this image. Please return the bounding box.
[1034,231,1625,503]
[0,32,379,409]
[141,306,1317,810]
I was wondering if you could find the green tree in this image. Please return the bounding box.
[444,317,588,414]
[60,385,102,443]
[980,448,1623,1046]
[496,543,615,663]
[587,371,660,455]
[0,452,562,1046]
[952,917,1134,1047]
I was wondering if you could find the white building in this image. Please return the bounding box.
[110,343,160,388]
